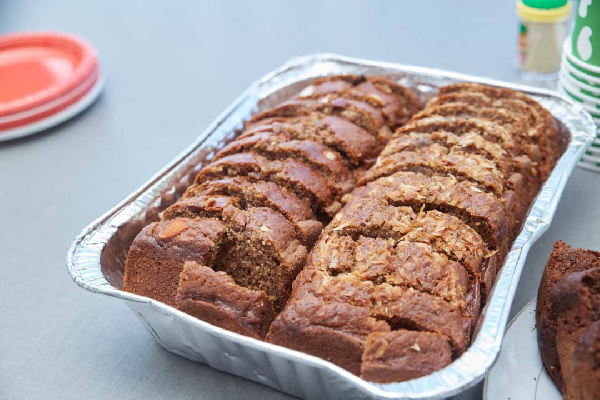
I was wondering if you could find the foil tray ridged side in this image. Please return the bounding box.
[66,54,597,399]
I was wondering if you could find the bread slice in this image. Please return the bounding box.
[249,97,389,144]
[268,268,470,373]
[213,135,356,196]
[309,233,474,315]
[328,195,494,301]
[348,171,509,259]
[428,90,556,179]
[438,82,562,167]
[123,218,227,307]
[266,289,390,375]
[549,267,600,397]
[194,152,339,217]
[295,75,422,128]
[536,241,600,389]
[183,177,322,245]
[381,131,513,178]
[160,197,306,310]
[360,330,452,383]
[177,262,275,339]
[565,321,600,400]
[394,115,542,194]
[410,104,543,176]
[241,116,382,167]
[359,143,505,197]
[397,115,517,153]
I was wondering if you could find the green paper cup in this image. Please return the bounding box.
[578,160,600,172]
[585,145,600,159]
[564,38,600,78]
[571,0,600,66]
[559,69,600,99]
[557,80,600,113]
[557,84,600,128]
[581,153,600,166]
[562,56,600,88]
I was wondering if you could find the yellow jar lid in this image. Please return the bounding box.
[517,0,571,23]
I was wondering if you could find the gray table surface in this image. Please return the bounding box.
[1,1,598,399]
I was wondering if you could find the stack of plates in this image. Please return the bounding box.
[0,32,103,142]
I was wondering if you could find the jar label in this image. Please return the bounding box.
[518,23,527,67]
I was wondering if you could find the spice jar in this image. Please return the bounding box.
[517,0,571,80]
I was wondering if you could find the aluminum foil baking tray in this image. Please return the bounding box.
[66,54,596,399]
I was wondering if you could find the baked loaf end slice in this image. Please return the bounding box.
[125,198,307,338]
[360,330,452,383]
[549,267,600,399]
[267,268,468,374]
[177,262,275,339]
[536,241,600,391]
[565,321,600,400]
[123,218,226,307]
[162,198,307,312]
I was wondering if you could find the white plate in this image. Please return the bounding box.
[484,299,561,400]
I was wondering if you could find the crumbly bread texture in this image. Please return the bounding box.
[268,82,562,382]
[360,330,453,383]
[177,262,275,339]
[536,240,600,398]
[124,79,562,383]
[124,75,418,340]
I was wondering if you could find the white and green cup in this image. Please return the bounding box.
[562,56,600,88]
[557,85,600,129]
[571,0,600,66]
[559,69,600,105]
[564,38,600,77]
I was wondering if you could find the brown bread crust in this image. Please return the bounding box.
[360,330,453,383]
[213,134,356,196]
[566,322,600,400]
[123,80,559,383]
[395,115,540,190]
[348,171,509,257]
[428,91,555,179]
[295,75,423,128]
[241,116,382,167]
[268,268,470,372]
[249,97,390,144]
[328,195,494,303]
[309,233,471,312]
[397,115,518,152]
[536,241,600,390]
[381,130,513,178]
[438,82,562,167]
[360,144,505,197]
[177,262,275,339]
[194,152,339,217]
[266,291,390,375]
[549,267,600,397]
[409,104,543,179]
[183,178,322,245]
[278,269,470,351]
[123,218,227,307]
